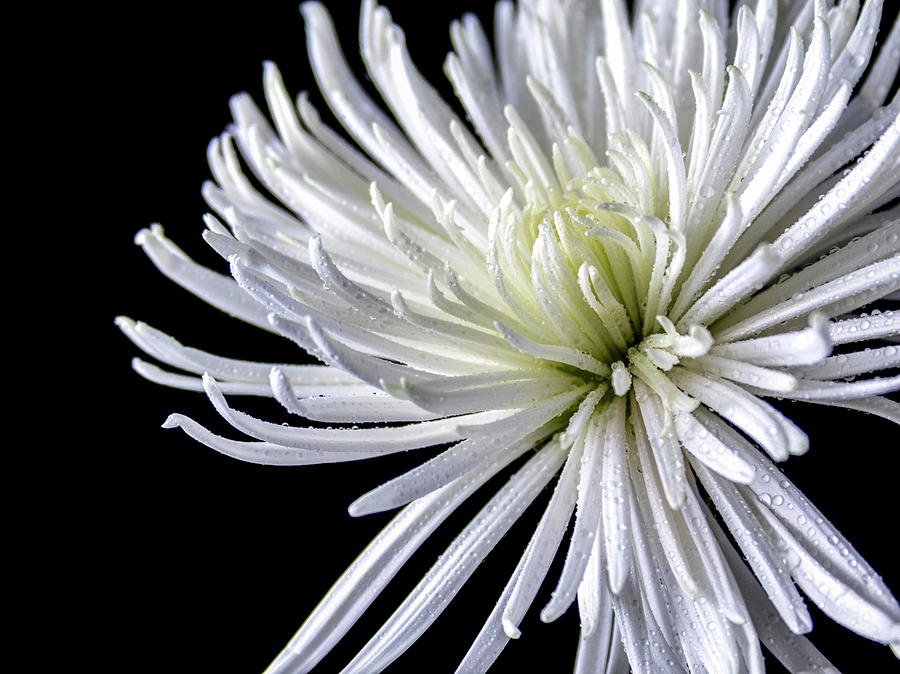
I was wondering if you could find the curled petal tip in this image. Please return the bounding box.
[501,617,521,639]
[161,414,182,430]
[133,228,151,246]
[347,498,371,518]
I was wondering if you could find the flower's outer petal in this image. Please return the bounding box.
[131,359,278,396]
[674,408,756,483]
[859,10,900,108]
[732,442,900,639]
[458,432,588,671]
[576,517,606,637]
[687,353,798,393]
[454,531,536,673]
[599,396,632,594]
[161,414,382,465]
[348,384,588,515]
[790,345,900,380]
[710,313,832,367]
[669,368,803,460]
[268,367,438,422]
[772,114,900,270]
[690,456,813,635]
[800,395,900,426]
[633,380,687,509]
[339,439,568,674]
[712,508,840,673]
[540,406,608,623]
[501,428,586,639]
[749,374,900,402]
[135,225,273,330]
[202,373,483,453]
[574,614,626,674]
[829,309,900,345]
[117,317,367,391]
[631,405,700,601]
[718,221,900,336]
[754,500,900,646]
[263,440,525,674]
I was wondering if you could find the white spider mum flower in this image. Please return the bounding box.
[119,0,900,671]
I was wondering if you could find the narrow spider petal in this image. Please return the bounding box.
[803,396,900,426]
[576,519,605,637]
[690,457,813,635]
[264,446,522,673]
[573,609,619,674]
[636,92,687,233]
[301,2,446,208]
[672,192,742,322]
[753,99,899,241]
[502,429,586,639]
[829,309,900,344]
[791,344,900,380]
[753,374,900,401]
[718,253,900,342]
[136,225,272,330]
[687,354,799,393]
[398,371,582,415]
[754,502,900,645]
[609,573,684,674]
[732,446,900,627]
[633,380,687,509]
[626,495,680,653]
[349,385,586,515]
[562,387,607,447]
[131,359,277,396]
[454,532,535,673]
[599,396,632,594]
[669,368,793,461]
[710,313,832,367]
[673,409,756,484]
[630,479,734,672]
[495,321,611,376]
[118,317,358,387]
[341,440,568,673]
[678,474,753,627]
[693,508,767,674]
[713,511,839,673]
[720,220,900,334]
[201,373,480,452]
[771,114,900,268]
[269,367,437,422]
[735,15,832,226]
[631,409,700,600]
[859,10,900,108]
[540,408,607,623]
[678,244,782,331]
[162,414,381,465]
[825,0,885,102]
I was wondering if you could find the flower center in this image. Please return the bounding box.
[488,158,712,410]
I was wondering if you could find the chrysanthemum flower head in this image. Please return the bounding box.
[120,0,900,671]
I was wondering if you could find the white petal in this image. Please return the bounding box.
[541,407,608,622]
[340,440,567,673]
[264,446,521,673]
[674,409,756,483]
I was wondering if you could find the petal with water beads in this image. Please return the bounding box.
[340,440,568,673]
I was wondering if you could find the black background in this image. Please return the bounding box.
[62,0,900,672]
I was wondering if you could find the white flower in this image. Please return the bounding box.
[119,0,900,671]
